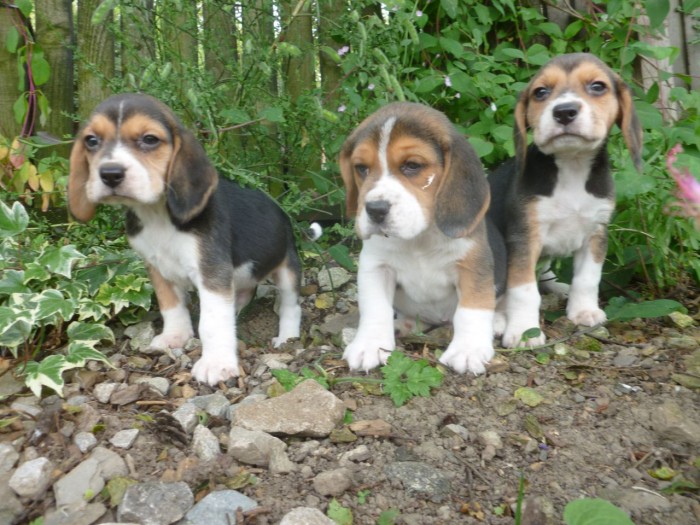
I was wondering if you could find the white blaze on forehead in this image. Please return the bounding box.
[117,99,126,130]
[378,116,397,176]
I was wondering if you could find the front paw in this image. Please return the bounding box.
[150,330,193,351]
[191,350,239,386]
[343,337,394,372]
[439,341,494,375]
[568,308,606,327]
[502,323,546,348]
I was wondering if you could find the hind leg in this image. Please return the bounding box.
[271,256,302,347]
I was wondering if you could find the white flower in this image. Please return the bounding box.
[490,102,497,112]
[416,10,423,17]
[367,83,375,91]
[444,76,452,87]
[338,104,346,113]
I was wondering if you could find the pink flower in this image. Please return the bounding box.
[667,144,700,227]
[338,45,350,57]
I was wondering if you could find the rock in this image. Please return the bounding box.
[312,467,353,496]
[440,424,470,442]
[0,476,22,524]
[74,432,98,454]
[520,496,556,525]
[613,348,639,367]
[9,457,53,499]
[341,327,357,347]
[172,402,199,434]
[279,507,336,525]
[477,430,503,449]
[668,311,695,328]
[384,461,452,503]
[88,447,128,480]
[134,376,170,396]
[269,447,296,474]
[192,425,221,462]
[330,427,357,443]
[599,487,671,514]
[319,311,359,336]
[231,380,345,438]
[0,443,19,474]
[110,384,145,405]
[318,266,352,291]
[666,335,699,350]
[110,429,140,449]
[348,419,392,437]
[259,353,295,369]
[11,397,42,417]
[117,481,194,525]
[53,458,104,506]
[181,490,257,525]
[125,321,157,352]
[189,392,231,418]
[44,501,107,525]
[338,445,371,465]
[228,426,287,466]
[649,400,700,447]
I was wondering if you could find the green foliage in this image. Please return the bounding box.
[380,351,444,407]
[604,296,684,321]
[563,498,635,525]
[377,509,400,525]
[0,200,151,396]
[271,366,330,391]
[327,498,353,525]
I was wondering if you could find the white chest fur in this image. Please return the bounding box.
[536,161,614,257]
[127,205,201,289]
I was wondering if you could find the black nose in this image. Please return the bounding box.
[366,200,391,224]
[99,163,126,188]
[552,102,581,125]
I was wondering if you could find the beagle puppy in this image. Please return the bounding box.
[68,93,308,386]
[340,102,506,374]
[487,53,643,347]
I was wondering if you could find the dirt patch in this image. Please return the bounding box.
[2,273,700,525]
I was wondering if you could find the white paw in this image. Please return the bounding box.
[343,337,394,371]
[271,334,297,348]
[150,330,193,351]
[191,350,239,386]
[439,341,494,375]
[568,308,606,327]
[493,312,507,337]
[502,323,546,348]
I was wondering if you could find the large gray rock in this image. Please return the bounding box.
[181,490,257,525]
[231,380,345,437]
[189,393,231,418]
[0,443,19,474]
[9,457,53,499]
[228,426,286,467]
[53,458,104,507]
[384,461,452,503]
[192,425,221,462]
[117,481,194,525]
[317,266,352,291]
[649,400,700,447]
[312,467,353,496]
[0,476,22,524]
[279,507,336,525]
[88,446,128,480]
[44,501,107,525]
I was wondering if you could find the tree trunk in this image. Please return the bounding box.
[279,0,315,102]
[121,0,155,80]
[76,0,115,119]
[0,6,23,139]
[159,0,198,75]
[35,0,73,156]
[318,0,346,108]
[203,0,237,84]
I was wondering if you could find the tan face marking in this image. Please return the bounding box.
[119,115,173,181]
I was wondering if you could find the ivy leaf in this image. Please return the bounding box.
[0,306,32,348]
[37,245,86,278]
[563,498,634,525]
[67,321,114,346]
[64,342,111,368]
[0,200,28,237]
[0,270,29,296]
[33,289,75,322]
[22,356,67,397]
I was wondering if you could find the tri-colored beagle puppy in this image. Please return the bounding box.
[487,53,643,347]
[340,102,506,374]
[68,93,308,386]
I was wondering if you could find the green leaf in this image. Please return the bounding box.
[605,298,684,321]
[12,95,27,124]
[521,327,542,341]
[381,352,443,407]
[439,37,463,57]
[30,56,50,86]
[0,200,29,237]
[38,245,86,278]
[467,136,493,158]
[645,0,670,29]
[33,289,74,322]
[271,369,302,391]
[5,27,19,53]
[413,74,444,94]
[440,0,459,18]
[259,106,285,123]
[0,270,29,295]
[328,244,357,272]
[66,322,114,345]
[564,20,583,39]
[563,498,634,525]
[22,355,68,397]
[64,342,111,368]
[377,509,400,525]
[15,0,32,17]
[0,306,32,348]
[327,498,353,525]
[514,386,544,407]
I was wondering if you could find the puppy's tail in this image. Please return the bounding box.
[306,222,323,241]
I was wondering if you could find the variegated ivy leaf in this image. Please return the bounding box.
[33,289,75,322]
[65,342,111,368]
[22,262,52,283]
[22,356,67,397]
[0,306,32,348]
[77,299,110,322]
[66,321,114,346]
[0,200,29,237]
[0,269,29,295]
[37,244,86,279]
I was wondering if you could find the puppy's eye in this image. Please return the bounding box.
[588,81,608,95]
[140,134,161,148]
[355,164,369,178]
[532,87,550,101]
[84,135,100,150]
[401,161,423,177]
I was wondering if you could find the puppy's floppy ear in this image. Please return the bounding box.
[614,76,643,172]
[67,133,96,222]
[339,141,359,217]
[166,127,218,225]
[514,87,530,172]
[434,129,490,238]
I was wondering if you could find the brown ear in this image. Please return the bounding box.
[339,142,359,217]
[67,134,96,222]
[615,76,643,172]
[166,127,218,225]
[514,88,530,172]
[434,130,490,238]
